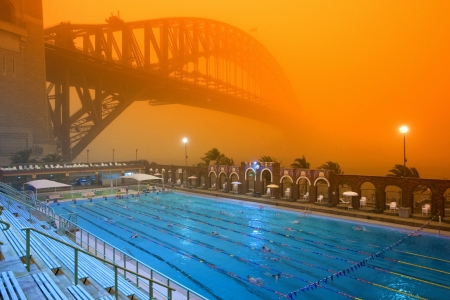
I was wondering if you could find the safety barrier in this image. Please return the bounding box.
[0,188,207,300]
[22,227,175,300]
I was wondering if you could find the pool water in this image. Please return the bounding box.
[51,193,450,300]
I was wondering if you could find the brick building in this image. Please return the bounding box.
[0,0,55,164]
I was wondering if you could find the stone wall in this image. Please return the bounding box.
[0,0,54,164]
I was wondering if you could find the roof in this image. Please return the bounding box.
[25,179,71,189]
[118,174,162,182]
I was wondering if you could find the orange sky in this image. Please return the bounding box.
[42,0,450,179]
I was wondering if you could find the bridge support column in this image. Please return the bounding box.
[61,68,71,161]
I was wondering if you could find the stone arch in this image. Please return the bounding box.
[229,172,239,181]
[245,168,256,180]
[444,188,450,215]
[208,171,217,189]
[296,176,310,199]
[245,168,256,193]
[280,175,293,198]
[337,179,353,201]
[260,168,272,181]
[411,184,432,214]
[0,0,16,24]
[360,181,376,204]
[261,168,272,196]
[315,178,329,201]
[218,171,227,190]
[385,185,402,207]
[314,177,330,187]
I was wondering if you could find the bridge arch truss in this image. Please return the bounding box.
[44,17,297,160]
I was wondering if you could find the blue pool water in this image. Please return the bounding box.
[51,192,450,300]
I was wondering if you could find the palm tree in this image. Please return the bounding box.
[259,156,280,163]
[10,149,38,164]
[41,153,64,163]
[291,156,310,169]
[218,156,234,166]
[318,161,343,174]
[386,165,420,178]
[194,162,207,167]
[202,148,224,165]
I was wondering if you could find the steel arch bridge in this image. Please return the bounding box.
[44,16,298,161]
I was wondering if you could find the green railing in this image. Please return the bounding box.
[1,189,207,300]
[21,227,175,300]
[0,220,10,231]
[0,182,38,207]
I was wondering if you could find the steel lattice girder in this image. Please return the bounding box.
[44,17,298,160]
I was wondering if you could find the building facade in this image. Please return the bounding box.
[0,0,55,164]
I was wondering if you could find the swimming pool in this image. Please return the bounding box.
[51,192,450,300]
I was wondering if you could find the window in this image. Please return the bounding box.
[0,0,15,24]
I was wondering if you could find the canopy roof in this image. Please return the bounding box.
[118,174,162,182]
[25,179,71,190]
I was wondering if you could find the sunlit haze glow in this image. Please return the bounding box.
[42,0,450,179]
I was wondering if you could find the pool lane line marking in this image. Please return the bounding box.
[362,263,450,291]
[393,250,450,264]
[74,206,349,299]
[146,196,449,266]
[88,204,433,299]
[79,204,360,299]
[347,275,426,300]
[79,203,437,298]
[149,198,450,266]
[102,200,450,279]
[79,206,358,299]
[120,199,372,255]
[385,257,450,275]
[388,271,450,290]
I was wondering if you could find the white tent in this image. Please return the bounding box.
[25,179,72,201]
[118,174,163,191]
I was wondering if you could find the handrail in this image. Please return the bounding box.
[21,227,175,300]
[0,220,10,231]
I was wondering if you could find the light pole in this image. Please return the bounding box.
[399,126,408,177]
[112,149,115,162]
[253,161,260,197]
[135,149,138,161]
[183,138,188,185]
[87,149,89,163]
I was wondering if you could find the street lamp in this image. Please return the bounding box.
[112,149,115,162]
[135,149,138,161]
[252,161,260,196]
[87,149,89,163]
[399,126,408,177]
[183,138,188,185]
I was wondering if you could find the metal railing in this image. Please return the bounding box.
[0,220,10,231]
[59,215,207,300]
[0,187,207,300]
[0,183,39,207]
[21,227,175,299]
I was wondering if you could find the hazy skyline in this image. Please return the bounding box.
[42,0,450,179]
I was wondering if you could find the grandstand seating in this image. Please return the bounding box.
[0,196,156,299]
